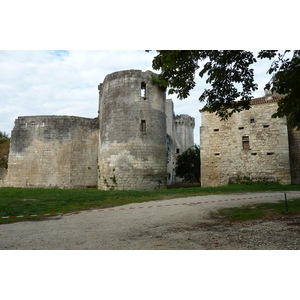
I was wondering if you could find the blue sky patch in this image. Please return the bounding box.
[52,50,69,57]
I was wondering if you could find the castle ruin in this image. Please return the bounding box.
[0,70,195,190]
[200,94,300,187]
[2,70,299,190]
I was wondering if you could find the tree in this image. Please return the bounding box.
[150,50,300,129]
[175,145,200,183]
[0,131,9,139]
[0,131,10,168]
[259,51,300,129]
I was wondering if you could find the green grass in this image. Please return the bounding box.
[218,198,300,221]
[1,183,300,224]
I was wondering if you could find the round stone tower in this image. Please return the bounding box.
[98,70,167,190]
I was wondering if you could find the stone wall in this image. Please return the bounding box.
[166,99,176,184]
[166,103,195,184]
[98,70,167,190]
[3,69,195,190]
[5,116,99,188]
[288,128,300,184]
[200,97,292,187]
[0,168,7,186]
[172,114,195,183]
[174,114,195,155]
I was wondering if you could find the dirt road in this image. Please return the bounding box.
[1,191,300,250]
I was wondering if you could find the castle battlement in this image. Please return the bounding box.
[175,114,195,127]
[2,70,194,190]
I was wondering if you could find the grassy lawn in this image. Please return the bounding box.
[218,198,300,221]
[1,183,300,224]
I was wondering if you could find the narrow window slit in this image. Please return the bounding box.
[141,82,146,99]
[141,120,146,132]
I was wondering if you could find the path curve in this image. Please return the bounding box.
[1,191,299,249]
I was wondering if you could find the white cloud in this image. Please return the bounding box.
[0,50,276,145]
[0,50,157,137]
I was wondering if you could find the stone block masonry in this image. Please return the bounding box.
[3,69,194,190]
[0,168,7,186]
[5,116,99,188]
[98,70,167,190]
[200,96,295,187]
[288,127,300,184]
[174,114,195,155]
[166,110,195,184]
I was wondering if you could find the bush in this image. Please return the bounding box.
[0,131,9,139]
[0,132,10,169]
[175,145,200,183]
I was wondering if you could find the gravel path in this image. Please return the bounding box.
[1,191,300,250]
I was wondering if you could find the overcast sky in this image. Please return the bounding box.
[0,50,275,145]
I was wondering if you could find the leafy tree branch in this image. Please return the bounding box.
[149,50,300,128]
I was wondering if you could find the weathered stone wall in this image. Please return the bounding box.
[98,70,167,190]
[5,116,99,188]
[288,128,300,184]
[172,114,195,183]
[200,97,292,187]
[0,168,7,186]
[165,104,195,185]
[3,69,195,190]
[174,114,195,155]
[166,99,176,184]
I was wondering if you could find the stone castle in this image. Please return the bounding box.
[200,94,300,187]
[2,69,297,190]
[0,70,195,190]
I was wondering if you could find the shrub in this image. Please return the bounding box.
[175,145,200,183]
